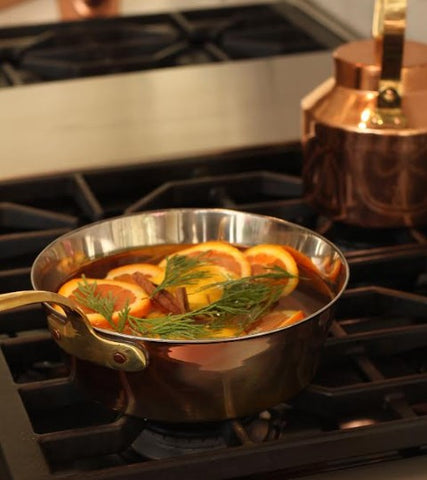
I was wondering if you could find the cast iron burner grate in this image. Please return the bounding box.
[0,145,426,479]
[1,276,427,479]
[0,3,343,86]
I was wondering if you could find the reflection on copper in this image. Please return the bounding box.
[168,340,271,373]
[57,0,119,20]
[302,107,427,228]
[358,108,373,129]
[340,418,377,429]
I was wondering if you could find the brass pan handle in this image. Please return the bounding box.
[370,0,407,127]
[0,290,147,372]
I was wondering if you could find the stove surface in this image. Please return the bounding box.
[0,2,342,87]
[0,146,426,480]
[0,1,346,183]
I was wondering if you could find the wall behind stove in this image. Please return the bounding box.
[311,0,427,42]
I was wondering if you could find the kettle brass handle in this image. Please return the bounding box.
[0,290,147,372]
[370,0,407,127]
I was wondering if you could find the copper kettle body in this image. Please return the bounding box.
[302,0,427,228]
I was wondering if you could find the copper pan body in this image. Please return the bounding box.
[302,2,427,228]
[0,209,348,422]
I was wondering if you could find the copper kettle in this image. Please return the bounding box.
[302,0,427,228]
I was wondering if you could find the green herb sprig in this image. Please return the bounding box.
[129,267,292,337]
[151,253,212,296]
[127,316,208,339]
[74,275,208,337]
[74,276,129,332]
[74,263,297,340]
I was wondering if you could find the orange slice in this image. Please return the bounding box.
[265,309,305,328]
[248,309,305,334]
[244,244,299,296]
[319,257,342,281]
[161,241,251,278]
[209,327,241,339]
[213,310,305,337]
[282,245,342,282]
[280,246,337,299]
[105,263,164,285]
[281,246,320,276]
[58,277,151,330]
[184,264,234,310]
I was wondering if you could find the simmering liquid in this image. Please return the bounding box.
[59,244,334,339]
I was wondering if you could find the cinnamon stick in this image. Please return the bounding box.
[132,272,184,314]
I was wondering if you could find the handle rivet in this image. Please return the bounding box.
[51,328,61,341]
[113,352,127,364]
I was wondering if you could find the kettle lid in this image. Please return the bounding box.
[334,39,427,92]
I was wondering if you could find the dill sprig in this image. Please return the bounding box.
[151,253,211,296]
[74,264,297,340]
[127,315,208,339]
[129,267,294,337]
[74,275,207,338]
[73,276,127,332]
[117,300,131,332]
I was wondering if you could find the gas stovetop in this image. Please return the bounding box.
[0,2,343,87]
[0,145,426,480]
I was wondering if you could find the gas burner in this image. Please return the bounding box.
[0,3,341,86]
[176,6,325,59]
[132,410,293,460]
[131,422,231,459]
[125,171,302,213]
[19,22,182,80]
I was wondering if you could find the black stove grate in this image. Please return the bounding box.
[0,145,426,479]
[0,3,343,86]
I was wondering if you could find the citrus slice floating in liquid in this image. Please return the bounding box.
[184,264,235,310]
[105,263,164,285]
[248,309,305,333]
[244,244,299,296]
[161,241,251,279]
[58,277,151,330]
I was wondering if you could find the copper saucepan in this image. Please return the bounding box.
[0,209,348,422]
